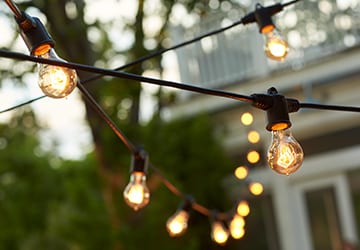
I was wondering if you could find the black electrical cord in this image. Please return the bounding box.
[0,0,302,114]
[0,49,255,103]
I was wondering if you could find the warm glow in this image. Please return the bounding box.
[166,210,189,237]
[37,49,77,98]
[211,221,229,245]
[234,166,248,180]
[237,200,250,217]
[230,214,245,229]
[267,129,304,175]
[249,182,264,196]
[247,150,260,164]
[241,112,253,126]
[123,172,150,210]
[264,31,289,61]
[229,219,245,240]
[248,130,260,144]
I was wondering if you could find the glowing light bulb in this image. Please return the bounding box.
[249,182,264,196]
[166,210,189,237]
[123,172,150,211]
[237,200,250,217]
[248,130,260,144]
[234,166,248,180]
[35,46,77,98]
[211,221,229,245]
[247,150,260,164]
[264,29,289,61]
[241,112,253,126]
[229,214,246,239]
[267,128,304,175]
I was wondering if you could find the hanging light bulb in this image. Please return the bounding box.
[166,197,193,237]
[264,88,304,175]
[16,13,77,98]
[249,182,264,196]
[211,220,229,245]
[35,46,77,98]
[237,200,250,217]
[229,214,246,239]
[268,129,303,175]
[264,29,289,61]
[254,3,289,61]
[123,150,150,211]
[166,210,189,237]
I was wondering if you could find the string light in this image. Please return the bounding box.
[166,197,193,237]
[240,112,254,126]
[247,150,261,164]
[211,214,230,245]
[253,3,289,61]
[249,182,264,196]
[262,88,304,175]
[247,130,260,144]
[237,200,250,217]
[229,214,246,239]
[15,11,77,98]
[4,0,360,246]
[123,150,151,211]
[234,165,249,180]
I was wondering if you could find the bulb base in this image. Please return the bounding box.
[17,13,54,55]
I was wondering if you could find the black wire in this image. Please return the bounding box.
[0,0,303,113]
[300,103,360,112]
[0,49,255,103]
[282,0,302,7]
[76,81,137,154]
[0,95,44,114]
[0,15,249,114]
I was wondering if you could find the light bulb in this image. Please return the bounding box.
[229,214,245,239]
[166,210,189,237]
[35,46,77,98]
[267,128,304,175]
[264,29,289,61]
[123,171,150,211]
[211,221,229,245]
[237,200,250,217]
[249,182,264,196]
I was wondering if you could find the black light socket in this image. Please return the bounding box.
[16,12,54,55]
[265,87,291,131]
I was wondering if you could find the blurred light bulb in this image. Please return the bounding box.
[166,210,189,237]
[211,221,229,245]
[234,166,248,180]
[237,200,250,217]
[267,128,304,175]
[248,130,260,144]
[264,29,289,61]
[241,112,253,126]
[123,172,150,211]
[249,182,264,196]
[35,45,77,98]
[247,150,260,164]
[229,214,246,239]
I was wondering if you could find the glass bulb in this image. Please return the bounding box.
[166,210,189,237]
[123,172,150,211]
[237,200,250,217]
[229,214,245,239]
[249,182,264,196]
[267,129,304,175]
[211,221,229,245]
[264,30,289,61]
[37,48,77,98]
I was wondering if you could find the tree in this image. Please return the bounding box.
[0,0,246,249]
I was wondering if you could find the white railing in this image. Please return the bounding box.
[171,4,360,94]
